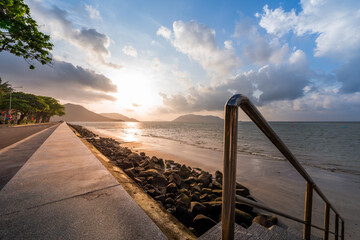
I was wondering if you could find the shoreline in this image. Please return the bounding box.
[69,124,279,237]
[86,125,360,239]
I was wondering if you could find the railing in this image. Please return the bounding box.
[221,94,345,240]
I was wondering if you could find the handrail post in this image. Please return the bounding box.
[221,105,238,240]
[341,220,344,240]
[304,182,313,240]
[323,203,330,240]
[335,214,339,240]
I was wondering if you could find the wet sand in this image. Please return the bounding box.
[88,128,360,239]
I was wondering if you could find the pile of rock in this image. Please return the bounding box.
[69,124,277,236]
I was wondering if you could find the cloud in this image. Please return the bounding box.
[256,1,360,59]
[159,49,310,112]
[122,45,138,57]
[85,4,101,20]
[337,56,360,93]
[157,20,240,81]
[29,2,121,69]
[0,52,117,102]
[234,21,289,65]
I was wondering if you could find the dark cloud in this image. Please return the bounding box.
[337,56,360,93]
[0,53,117,102]
[29,3,121,69]
[159,49,310,112]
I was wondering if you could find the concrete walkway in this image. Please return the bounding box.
[0,122,167,240]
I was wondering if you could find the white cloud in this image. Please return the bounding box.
[122,45,138,57]
[256,0,360,59]
[156,26,172,40]
[85,4,101,20]
[234,21,289,65]
[157,20,240,81]
[29,2,121,69]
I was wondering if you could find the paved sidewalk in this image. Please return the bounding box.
[0,122,167,240]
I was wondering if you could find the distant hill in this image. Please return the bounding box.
[172,114,223,123]
[51,103,121,122]
[101,113,138,122]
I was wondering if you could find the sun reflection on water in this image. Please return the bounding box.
[121,122,141,142]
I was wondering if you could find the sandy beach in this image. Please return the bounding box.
[115,135,360,239]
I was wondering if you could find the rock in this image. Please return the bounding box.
[140,152,146,157]
[138,169,160,178]
[167,207,176,214]
[117,160,133,169]
[128,152,142,162]
[166,193,175,199]
[146,189,157,197]
[176,193,190,207]
[165,159,175,164]
[235,209,253,226]
[199,194,211,202]
[212,180,222,189]
[174,205,193,227]
[134,177,145,184]
[166,182,178,193]
[154,194,166,203]
[192,214,217,235]
[236,188,250,197]
[212,189,222,196]
[214,197,222,202]
[124,168,136,178]
[165,197,175,205]
[202,188,212,194]
[168,173,183,186]
[215,170,222,183]
[179,164,191,179]
[179,188,190,196]
[198,174,211,187]
[152,175,168,188]
[191,192,201,202]
[252,214,277,228]
[190,183,202,193]
[184,176,197,184]
[189,202,207,215]
[235,202,253,214]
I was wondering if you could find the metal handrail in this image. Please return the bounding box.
[221,94,345,240]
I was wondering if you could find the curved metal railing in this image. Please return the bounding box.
[221,94,345,240]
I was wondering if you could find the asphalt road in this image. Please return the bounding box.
[0,123,60,190]
[0,123,59,149]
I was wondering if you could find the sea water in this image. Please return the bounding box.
[73,121,360,176]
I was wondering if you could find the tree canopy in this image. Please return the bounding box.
[0,91,65,123]
[0,77,12,97]
[0,0,53,69]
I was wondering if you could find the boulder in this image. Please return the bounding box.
[165,197,175,205]
[179,164,191,179]
[176,193,191,207]
[189,202,207,215]
[124,168,136,178]
[202,188,212,194]
[117,160,133,170]
[168,173,183,186]
[166,182,178,193]
[154,194,166,203]
[235,209,253,226]
[138,169,160,178]
[252,214,277,228]
[152,175,168,188]
[192,214,217,235]
[198,174,211,187]
[212,180,222,189]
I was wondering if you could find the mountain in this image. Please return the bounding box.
[172,114,223,123]
[101,113,138,122]
[51,103,121,122]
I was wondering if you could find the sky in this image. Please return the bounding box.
[1,0,360,121]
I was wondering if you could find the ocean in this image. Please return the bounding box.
[73,121,360,176]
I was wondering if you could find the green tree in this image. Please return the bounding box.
[38,96,65,122]
[0,77,12,98]
[0,0,53,69]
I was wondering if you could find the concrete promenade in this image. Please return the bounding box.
[0,122,167,239]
